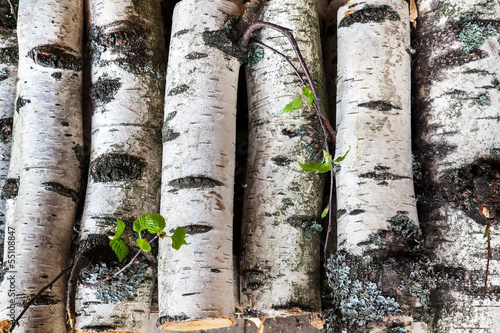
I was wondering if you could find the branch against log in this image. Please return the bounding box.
[157,0,240,330]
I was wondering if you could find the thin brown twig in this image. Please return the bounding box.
[9,264,73,332]
[7,0,16,23]
[483,220,493,298]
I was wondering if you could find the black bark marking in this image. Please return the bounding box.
[349,209,365,215]
[162,111,180,142]
[167,84,189,96]
[80,326,116,332]
[1,178,18,199]
[358,101,402,112]
[202,27,247,62]
[28,45,82,70]
[339,5,401,28]
[27,294,59,306]
[281,128,298,138]
[90,153,145,183]
[360,166,411,181]
[181,292,201,297]
[271,156,292,166]
[185,52,208,60]
[51,72,62,80]
[168,177,223,190]
[443,159,500,226]
[210,268,221,273]
[87,20,166,77]
[90,76,121,109]
[15,96,30,113]
[171,224,213,235]
[173,29,190,38]
[242,269,265,291]
[0,117,13,141]
[157,314,190,326]
[42,182,79,203]
[433,49,488,70]
[0,47,18,64]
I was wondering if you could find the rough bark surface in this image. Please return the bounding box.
[158,0,239,328]
[73,0,166,331]
[3,0,84,331]
[240,0,325,313]
[414,0,500,331]
[329,0,430,331]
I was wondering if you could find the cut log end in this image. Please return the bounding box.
[159,317,236,332]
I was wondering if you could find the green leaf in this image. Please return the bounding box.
[133,212,151,237]
[283,96,302,113]
[145,213,166,234]
[110,239,129,262]
[302,87,315,106]
[297,160,332,174]
[136,238,152,252]
[170,227,187,250]
[113,219,126,241]
[321,207,329,219]
[333,148,350,163]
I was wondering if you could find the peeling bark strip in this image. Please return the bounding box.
[2,0,84,330]
[89,153,145,182]
[28,45,82,70]
[158,0,239,329]
[332,0,427,330]
[240,0,325,314]
[414,1,500,330]
[73,0,166,331]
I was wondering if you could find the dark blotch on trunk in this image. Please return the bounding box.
[172,224,213,235]
[90,76,122,109]
[90,153,145,183]
[28,45,82,71]
[42,182,79,203]
[168,177,223,190]
[358,101,402,112]
[339,5,401,28]
[271,156,292,166]
[1,178,18,199]
[15,96,30,113]
[0,117,13,141]
[167,84,189,96]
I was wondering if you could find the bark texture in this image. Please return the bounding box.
[157,0,240,329]
[5,0,84,331]
[414,0,500,331]
[240,0,326,313]
[73,0,166,331]
[329,0,429,331]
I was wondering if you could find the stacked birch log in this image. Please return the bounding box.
[0,0,499,332]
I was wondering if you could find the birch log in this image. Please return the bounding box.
[414,0,500,331]
[5,0,84,331]
[157,0,240,330]
[240,0,326,314]
[72,0,166,331]
[329,1,430,331]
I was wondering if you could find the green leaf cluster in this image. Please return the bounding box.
[110,212,187,262]
[298,148,350,174]
[283,86,315,114]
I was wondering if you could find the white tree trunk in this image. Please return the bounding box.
[329,1,429,331]
[6,0,84,331]
[414,0,500,331]
[239,0,326,314]
[72,0,166,331]
[157,0,240,330]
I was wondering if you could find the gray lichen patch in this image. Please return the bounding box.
[168,177,223,190]
[87,20,166,78]
[1,178,18,199]
[90,76,121,108]
[246,45,264,66]
[459,21,497,53]
[90,153,146,183]
[0,68,7,81]
[358,101,402,112]
[443,159,500,226]
[0,47,17,64]
[79,258,149,303]
[42,182,79,203]
[338,5,401,28]
[0,117,12,141]
[28,45,82,71]
[286,216,322,237]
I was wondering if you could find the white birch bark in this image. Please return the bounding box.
[239,0,326,313]
[329,1,429,331]
[0,4,18,322]
[72,0,166,331]
[414,0,500,331]
[157,0,239,330]
[6,0,84,331]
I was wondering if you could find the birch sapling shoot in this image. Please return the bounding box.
[70,0,166,331]
[157,0,240,330]
[414,0,500,330]
[240,0,326,314]
[7,0,84,331]
[329,0,430,331]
